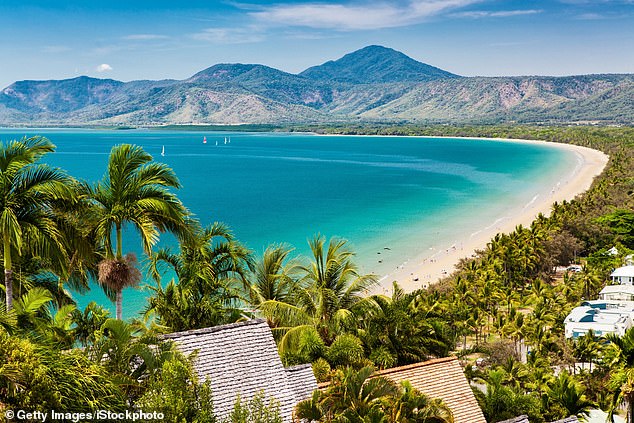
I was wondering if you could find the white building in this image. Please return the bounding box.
[599,284,634,301]
[564,301,634,338]
[610,265,634,285]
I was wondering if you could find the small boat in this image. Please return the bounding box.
[161,145,165,157]
[224,137,227,145]
[203,136,207,144]
[215,140,218,146]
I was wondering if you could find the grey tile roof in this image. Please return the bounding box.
[497,416,530,423]
[163,319,317,422]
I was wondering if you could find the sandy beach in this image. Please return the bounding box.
[372,138,609,295]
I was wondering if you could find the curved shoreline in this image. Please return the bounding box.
[366,137,610,295]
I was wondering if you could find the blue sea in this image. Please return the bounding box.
[0,129,578,318]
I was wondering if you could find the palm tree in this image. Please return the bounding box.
[145,221,251,330]
[247,244,300,312]
[295,367,453,423]
[84,144,189,319]
[546,370,594,419]
[259,235,377,349]
[0,136,74,311]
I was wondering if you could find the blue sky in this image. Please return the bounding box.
[1,0,633,88]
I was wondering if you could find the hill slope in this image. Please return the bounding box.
[0,46,632,125]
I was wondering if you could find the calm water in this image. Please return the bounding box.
[0,129,577,318]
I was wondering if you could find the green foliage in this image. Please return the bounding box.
[225,391,282,423]
[146,221,252,331]
[136,353,216,423]
[598,209,634,248]
[325,333,366,368]
[295,366,453,422]
[0,331,126,412]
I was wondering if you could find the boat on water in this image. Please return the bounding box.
[203,136,207,144]
[224,137,227,145]
[161,145,165,157]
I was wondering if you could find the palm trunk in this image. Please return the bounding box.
[4,234,12,311]
[116,223,122,259]
[116,289,123,320]
[115,223,123,320]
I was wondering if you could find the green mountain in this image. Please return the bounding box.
[0,46,632,126]
[300,45,458,84]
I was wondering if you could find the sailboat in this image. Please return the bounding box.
[161,145,165,157]
[203,136,207,144]
[224,137,227,145]
[215,140,218,146]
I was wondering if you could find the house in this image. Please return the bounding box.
[162,319,317,422]
[610,265,634,285]
[320,357,486,423]
[599,284,634,301]
[564,301,634,338]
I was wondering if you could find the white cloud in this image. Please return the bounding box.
[453,9,543,18]
[249,0,480,31]
[96,63,113,72]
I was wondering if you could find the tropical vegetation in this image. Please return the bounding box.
[1,125,634,421]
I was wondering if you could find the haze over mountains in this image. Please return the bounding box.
[1,45,632,126]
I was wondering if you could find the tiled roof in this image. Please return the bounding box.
[319,356,486,423]
[498,416,530,423]
[371,357,486,423]
[163,319,317,422]
[497,415,579,423]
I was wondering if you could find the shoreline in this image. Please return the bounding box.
[367,137,609,295]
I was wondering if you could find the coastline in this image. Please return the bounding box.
[368,137,609,295]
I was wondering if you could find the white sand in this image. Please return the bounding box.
[371,138,609,295]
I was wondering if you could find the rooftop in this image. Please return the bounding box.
[163,319,317,422]
[320,357,485,423]
[611,265,634,278]
[600,284,634,295]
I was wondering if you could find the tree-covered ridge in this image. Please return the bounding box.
[1,126,634,421]
[1,46,633,125]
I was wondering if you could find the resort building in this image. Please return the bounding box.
[564,301,634,338]
[163,319,317,423]
[319,356,486,423]
[610,265,634,285]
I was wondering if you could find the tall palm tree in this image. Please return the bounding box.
[259,235,377,349]
[0,136,73,311]
[84,144,189,319]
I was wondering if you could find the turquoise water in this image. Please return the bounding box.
[0,129,578,318]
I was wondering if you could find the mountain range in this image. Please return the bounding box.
[1,45,632,126]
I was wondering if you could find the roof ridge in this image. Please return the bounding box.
[372,356,458,377]
[161,318,267,339]
[285,364,314,372]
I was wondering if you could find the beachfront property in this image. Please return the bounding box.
[564,301,634,338]
[565,266,634,338]
[162,319,317,423]
[610,265,634,285]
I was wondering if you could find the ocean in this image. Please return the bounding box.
[0,129,577,318]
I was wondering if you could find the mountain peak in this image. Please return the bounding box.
[300,45,459,84]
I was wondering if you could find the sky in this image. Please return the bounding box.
[1,0,633,88]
